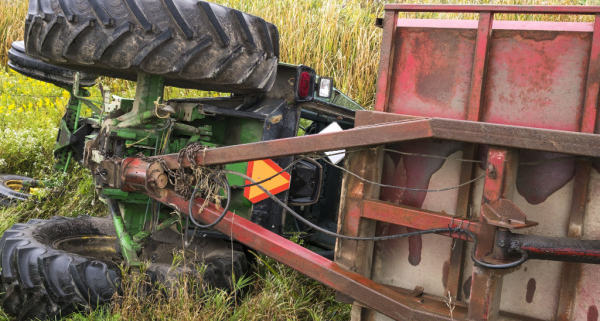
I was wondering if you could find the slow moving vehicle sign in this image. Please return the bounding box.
[244,159,291,203]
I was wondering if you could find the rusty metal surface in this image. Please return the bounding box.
[154,117,434,168]
[386,26,476,119]
[362,5,600,320]
[466,12,493,121]
[362,200,479,241]
[374,10,399,113]
[429,118,600,157]
[334,147,382,317]
[152,115,600,170]
[120,157,167,196]
[482,29,591,131]
[495,230,600,264]
[383,4,600,14]
[481,199,538,229]
[468,147,516,320]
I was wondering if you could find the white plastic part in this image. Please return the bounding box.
[318,77,333,98]
[319,122,345,164]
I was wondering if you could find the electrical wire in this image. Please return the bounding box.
[187,173,231,229]
[231,156,310,188]
[383,148,482,163]
[232,148,486,193]
[320,156,486,192]
[219,169,527,269]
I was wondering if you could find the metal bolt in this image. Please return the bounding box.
[149,171,168,189]
[487,164,497,179]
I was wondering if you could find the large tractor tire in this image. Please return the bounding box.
[0,216,248,320]
[8,41,97,88]
[24,0,279,94]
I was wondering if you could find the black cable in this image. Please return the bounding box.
[321,156,486,192]
[231,156,309,188]
[220,169,527,269]
[229,150,355,189]
[187,173,231,229]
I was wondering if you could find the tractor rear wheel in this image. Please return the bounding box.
[0,216,248,320]
[8,41,97,88]
[24,0,279,94]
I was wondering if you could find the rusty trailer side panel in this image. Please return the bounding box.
[338,5,600,321]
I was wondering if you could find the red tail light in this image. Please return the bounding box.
[298,72,311,98]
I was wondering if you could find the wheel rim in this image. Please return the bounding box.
[5,180,24,192]
[54,235,121,262]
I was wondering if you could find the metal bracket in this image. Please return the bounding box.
[481,199,538,229]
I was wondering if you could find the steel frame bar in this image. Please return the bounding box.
[147,188,466,321]
[361,200,480,241]
[496,231,600,263]
[468,147,516,320]
[383,4,600,14]
[374,9,400,113]
[153,112,600,169]
[334,147,383,319]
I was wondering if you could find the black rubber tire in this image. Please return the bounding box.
[140,227,249,293]
[0,216,249,320]
[24,0,279,94]
[0,174,35,207]
[0,216,121,320]
[8,41,97,88]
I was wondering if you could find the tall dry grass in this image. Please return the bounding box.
[3,0,600,106]
[0,0,27,66]
[218,0,385,107]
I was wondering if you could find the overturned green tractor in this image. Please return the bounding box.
[0,0,360,319]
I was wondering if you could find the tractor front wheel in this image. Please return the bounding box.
[0,216,249,320]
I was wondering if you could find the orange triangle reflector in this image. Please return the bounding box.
[244,159,291,203]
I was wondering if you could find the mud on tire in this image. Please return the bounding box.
[24,0,279,93]
[0,216,249,320]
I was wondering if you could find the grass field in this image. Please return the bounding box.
[0,0,598,319]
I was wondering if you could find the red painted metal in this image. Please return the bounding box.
[361,200,479,241]
[383,4,600,14]
[466,12,493,122]
[153,115,600,169]
[146,188,466,321]
[121,157,167,194]
[468,147,515,320]
[396,19,594,32]
[581,15,600,134]
[374,9,399,112]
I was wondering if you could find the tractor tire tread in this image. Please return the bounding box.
[24,0,279,93]
[0,217,120,320]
